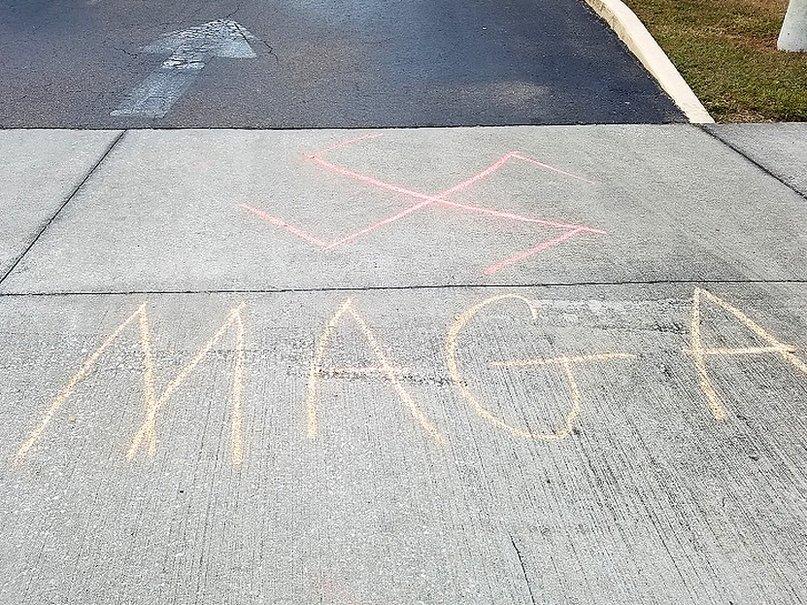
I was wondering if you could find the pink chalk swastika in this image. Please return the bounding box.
[241,133,606,275]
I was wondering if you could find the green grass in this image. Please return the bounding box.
[623,0,807,121]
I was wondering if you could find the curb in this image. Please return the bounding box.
[584,0,715,123]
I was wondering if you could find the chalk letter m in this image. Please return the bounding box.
[14,303,246,466]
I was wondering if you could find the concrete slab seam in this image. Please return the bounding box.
[0,129,129,287]
[0,278,805,299]
[699,125,807,203]
[583,0,714,124]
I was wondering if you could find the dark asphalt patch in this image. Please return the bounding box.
[0,0,684,128]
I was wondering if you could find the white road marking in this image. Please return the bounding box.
[111,19,257,118]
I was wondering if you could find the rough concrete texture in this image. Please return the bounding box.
[1,125,805,294]
[0,124,805,604]
[706,123,807,197]
[0,283,805,604]
[0,130,122,277]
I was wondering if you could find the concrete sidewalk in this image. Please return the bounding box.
[706,123,807,197]
[2,124,805,293]
[0,123,805,604]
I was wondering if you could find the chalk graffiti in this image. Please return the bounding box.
[305,297,446,444]
[11,288,807,465]
[685,287,807,420]
[446,294,636,440]
[241,133,605,275]
[14,303,246,466]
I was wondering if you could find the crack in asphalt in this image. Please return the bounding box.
[114,46,139,58]
[259,38,280,65]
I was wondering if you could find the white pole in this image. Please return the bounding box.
[779,0,807,51]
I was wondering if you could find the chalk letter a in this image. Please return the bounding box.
[686,287,807,420]
[304,298,445,444]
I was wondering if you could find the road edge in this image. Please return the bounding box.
[584,0,715,124]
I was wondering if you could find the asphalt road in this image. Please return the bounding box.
[0,0,683,128]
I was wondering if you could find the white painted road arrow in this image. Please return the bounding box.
[111,19,257,118]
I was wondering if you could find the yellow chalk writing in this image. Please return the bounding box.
[447,294,635,440]
[685,287,807,420]
[304,298,445,444]
[14,303,247,466]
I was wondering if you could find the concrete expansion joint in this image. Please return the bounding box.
[699,125,807,203]
[0,129,128,288]
[0,278,805,299]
